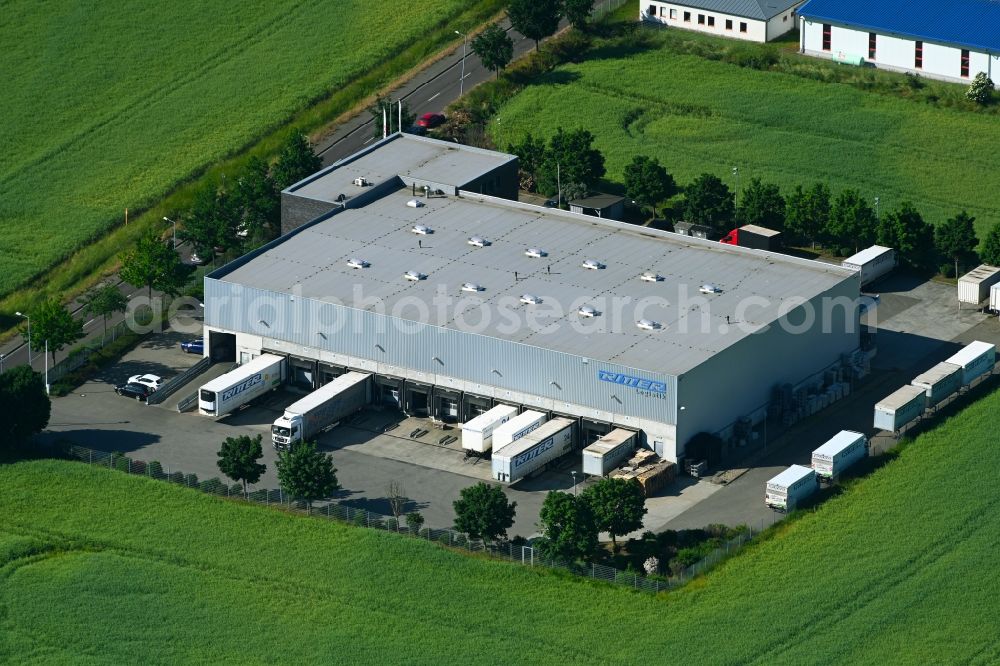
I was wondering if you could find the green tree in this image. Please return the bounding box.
[935,211,979,277]
[119,229,188,300]
[181,181,238,256]
[683,173,735,231]
[452,481,516,543]
[536,128,606,198]
[624,155,677,218]
[81,283,127,345]
[562,0,592,30]
[507,133,547,192]
[275,441,339,508]
[24,298,84,365]
[406,511,425,534]
[980,222,1000,266]
[368,95,416,141]
[784,182,830,248]
[471,23,514,79]
[582,477,647,549]
[737,178,785,232]
[828,189,876,253]
[508,0,562,51]
[877,202,937,272]
[272,133,323,190]
[0,366,50,455]
[537,491,598,562]
[217,434,267,496]
[967,72,995,105]
[231,156,280,247]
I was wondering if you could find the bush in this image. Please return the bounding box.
[353,511,368,528]
[248,489,268,503]
[418,527,433,539]
[114,456,131,473]
[184,473,199,488]
[437,532,452,545]
[229,482,244,496]
[200,477,225,494]
[130,460,147,475]
[726,46,778,70]
[147,461,164,479]
[167,471,184,484]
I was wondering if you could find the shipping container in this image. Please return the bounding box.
[719,224,782,251]
[582,429,637,477]
[491,410,547,451]
[945,341,996,386]
[841,245,896,286]
[811,430,867,481]
[873,384,926,432]
[492,418,574,484]
[957,265,1000,306]
[461,404,519,453]
[991,283,1000,313]
[765,465,817,512]
[911,362,962,408]
[199,354,285,417]
[271,372,370,449]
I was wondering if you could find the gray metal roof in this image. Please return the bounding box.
[220,188,855,377]
[570,194,625,209]
[287,133,516,204]
[670,0,801,20]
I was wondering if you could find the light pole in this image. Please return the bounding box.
[455,30,468,96]
[873,197,880,223]
[163,216,177,249]
[0,353,5,374]
[15,311,30,364]
[44,339,49,395]
[571,470,578,496]
[732,166,740,209]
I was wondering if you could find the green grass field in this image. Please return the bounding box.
[489,34,1000,238]
[0,0,496,299]
[3,386,1000,663]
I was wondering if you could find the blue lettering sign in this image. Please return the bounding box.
[597,370,667,395]
[512,438,555,470]
[221,373,263,403]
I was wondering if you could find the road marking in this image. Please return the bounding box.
[363,136,375,145]
[426,91,441,103]
[84,318,95,327]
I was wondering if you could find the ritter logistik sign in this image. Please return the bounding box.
[597,370,667,396]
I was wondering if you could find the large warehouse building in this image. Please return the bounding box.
[203,134,863,462]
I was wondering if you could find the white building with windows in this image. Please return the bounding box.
[641,0,803,43]
[799,0,1000,86]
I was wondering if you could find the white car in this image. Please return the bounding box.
[128,374,164,391]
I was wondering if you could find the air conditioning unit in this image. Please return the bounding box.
[636,319,661,331]
[525,248,547,258]
[404,270,426,281]
[346,258,369,269]
[700,283,723,294]
[461,283,483,293]
[406,199,426,209]
[581,259,605,270]
[578,305,598,317]
[468,236,490,247]
[353,177,370,187]
[520,294,542,305]
[640,273,663,283]
[411,224,432,234]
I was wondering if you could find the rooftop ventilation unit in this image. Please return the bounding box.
[640,273,663,283]
[461,282,484,293]
[700,284,723,294]
[406,199,426,209]
[636,319,661,331]
[525,248,547,258]
[468,236,490,247]
[582,259,604,270]
[353,177,370,187]
[346,258,369,269]
[404,270,426,281]
[411,224,432,234]
[520,294,542,305]
[577,305,599,318]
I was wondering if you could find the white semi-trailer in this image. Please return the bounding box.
[199,354,285,417]
[874,384,926,432]
[911,362,962,408]
[491,410,547,451]
[811,430,867,482]
[492,417,574,484]
[765,465,817,512]
[841,245,896,287]
[461,404,518,454]
[945,340,996,386]
[582,429,637,477]
[957,265,1000,307]
[271,372,371,450]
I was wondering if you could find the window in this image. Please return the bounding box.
[961,49,970,77]
[822,23,831,51]
[698,14,705,24]
[684,10,690,21]
[740,21,748,33]
[915,40,923,69]
[670,8,677,19]
[707,15,715,27]
[868,32,876,60]
[783,14,788,22]
[726,18,733,30]
[659,6,665,16]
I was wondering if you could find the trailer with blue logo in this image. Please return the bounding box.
[199,353,285,417]
[491,410,547,452]
[492,417,574,484]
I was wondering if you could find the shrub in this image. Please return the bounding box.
[130,460,147,475]
[114,456,131,473]
[229,482,244,496]
[147,461,164,479]
[248,489,268,503]
[726,46,778,70]
[184,473,199,488]
[418,527,433,539]
[200,477,225,494]
[353,511,368,528]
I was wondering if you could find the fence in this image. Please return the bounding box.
[591,0,628,20]
[48,320,132,382]
[55,442,763,594]
[147,356,212,405]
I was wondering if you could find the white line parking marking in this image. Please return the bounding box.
[427,92,441,102]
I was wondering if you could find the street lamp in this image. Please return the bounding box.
[732,166,740,209]
[0,353,5,374]
[571,470,578,496]
[455,30,468,96]
[163,216,177,249]
[873,197,880,223]
[15,311,30,364]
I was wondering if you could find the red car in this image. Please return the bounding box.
[416,112,446,129]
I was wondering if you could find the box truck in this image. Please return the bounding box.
[719,224,782,251]
[492,417,574,484]
[461,404,518,454]
[199,354,285,417]
[765,465,817,512]
[873,384,926,432]
[957,265,1000,306]
[841,246,896,287]
[811,430,867,481]
[911,362,962,408]
[491,410,547,451]
[271,372,371,450]
[582,429,637,477]
[944,340,996,386]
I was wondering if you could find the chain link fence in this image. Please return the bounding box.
[55,442,765,594]
[591,0,629,20]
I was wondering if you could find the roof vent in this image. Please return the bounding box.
[582,259,605,270]
[640,272,663,283]
[406,199,426,209]
[520,294,542,305]
[461,282,484,293]
[468,236,490,247]
[700,283,722,294]
[525,248,547,258]
[346,258,369,269]
[353,177,370,187]
[411,224,432,234]
[404,270,427,281]
[636,319,661,331]
[577,305,599,318]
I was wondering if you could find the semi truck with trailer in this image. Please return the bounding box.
[582,429,637,477]
[765,465,817,512]
[461,404,518,454]
[271,372,371,450]
[811,430,867,482]
[491,410,546,452]
[199,354,285,417]
[492,417,574,484]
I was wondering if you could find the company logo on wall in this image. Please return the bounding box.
[597,370,667,398]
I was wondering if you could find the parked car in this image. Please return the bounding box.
[115,382,152,401]
[189,251,209,265]
[180,339,204,354]
[416,112,445,129]
[128,374,164,391]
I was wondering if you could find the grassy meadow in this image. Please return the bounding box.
[0,0,499,300]
[4,386,1000,663]
[489,33,1000,238]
